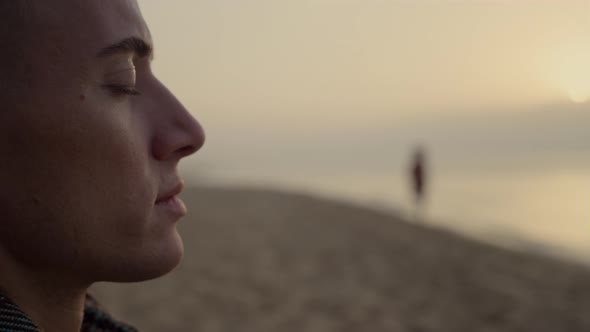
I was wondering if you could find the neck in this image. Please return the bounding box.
[0,250,90,332]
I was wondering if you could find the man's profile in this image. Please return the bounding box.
[0,1,205,331]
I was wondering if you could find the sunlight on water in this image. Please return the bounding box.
[190,165,590,263]
[430,171,590,260]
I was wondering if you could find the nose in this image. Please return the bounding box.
[150,81,205,161]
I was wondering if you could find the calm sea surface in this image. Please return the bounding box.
[186,164,590,264]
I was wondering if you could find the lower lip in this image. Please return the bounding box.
[155,196,187,218]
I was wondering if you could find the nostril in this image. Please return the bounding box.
[152,133,204,161]
[177,145,197,158]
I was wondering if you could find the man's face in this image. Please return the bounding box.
[0,0,204,282]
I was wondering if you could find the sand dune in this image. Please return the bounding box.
[91,186,590,332]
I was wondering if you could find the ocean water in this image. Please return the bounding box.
[185,163,590,264]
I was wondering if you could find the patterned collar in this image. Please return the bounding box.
[0,294,137,332]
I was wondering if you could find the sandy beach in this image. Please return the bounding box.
[91,186,590,332]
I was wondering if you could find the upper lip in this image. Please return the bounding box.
[155,181,184,203]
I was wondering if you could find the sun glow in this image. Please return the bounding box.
[567,88,590,103]
[551,45,590,104]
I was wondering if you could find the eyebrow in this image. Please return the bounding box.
[97,37,153,59]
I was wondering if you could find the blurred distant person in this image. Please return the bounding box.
[410,146,427,219]
[0,1,205,331]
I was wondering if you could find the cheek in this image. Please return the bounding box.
[0,93,156,247]
[71,117,155,233]
[66,101,159,248]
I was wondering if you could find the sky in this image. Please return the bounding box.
[138,0,590,173]
[141,0,590,110]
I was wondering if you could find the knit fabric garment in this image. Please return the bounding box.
[0,294,137,332]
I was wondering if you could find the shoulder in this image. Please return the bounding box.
[0,294,39,331]
[82,294,138,332]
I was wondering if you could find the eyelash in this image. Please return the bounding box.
[102,84,142,96]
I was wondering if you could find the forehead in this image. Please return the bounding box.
[32,0,151,56]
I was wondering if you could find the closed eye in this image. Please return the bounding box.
[102,84,142,96]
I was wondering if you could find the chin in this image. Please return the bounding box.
[101,231,185,283]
